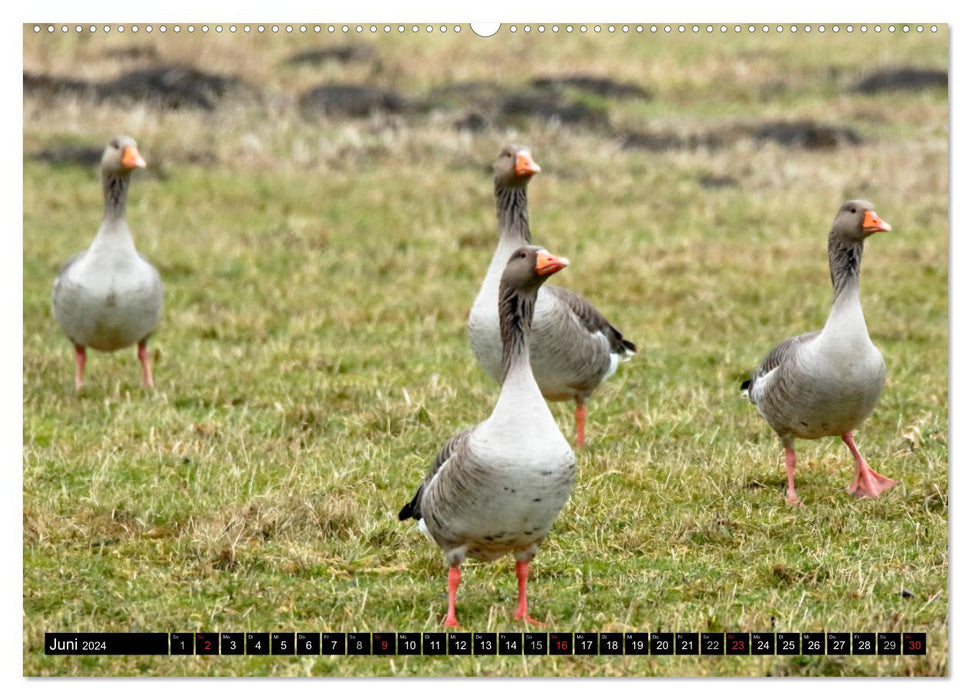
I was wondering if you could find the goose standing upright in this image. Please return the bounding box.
[742,200,896,504]
[51,136,163,389]
[468,145,635,447]
[400,246,576,627]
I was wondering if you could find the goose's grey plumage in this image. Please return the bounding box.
[401,246,576,627]
[743,200,896,504]
[468,145,635,446]
[51,136,163,389]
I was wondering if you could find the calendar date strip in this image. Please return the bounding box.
[44,631,927,656]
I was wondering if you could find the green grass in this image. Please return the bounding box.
[23,27,947,676]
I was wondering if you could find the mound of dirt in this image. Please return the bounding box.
[428,80,609,129]
[750,121,862,149]
[299,83,408,117]
[286,44,376,66]
[620,120,862,152]
[25,65,248,111]
[30,144,105,167]
[23,72,92,98]
[103,46,161,61]
[453,111,491,132]
[99,65,246,110]
[854,67,947,93]
[531,74,651,100]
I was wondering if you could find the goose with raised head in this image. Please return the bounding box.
[742,200,895,504]
[51,136,163,389]
[468,145,635,447]
[401,246,576,628]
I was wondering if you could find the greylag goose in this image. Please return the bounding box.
[742,200,895,504]
[468,145,635,447]
[400,246,576,627]
[51,136,163,389]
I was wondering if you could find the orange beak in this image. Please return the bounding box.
[514,152,541,177]
[862,210,891,233]
[121,145,147,169]
[535,250,569,276]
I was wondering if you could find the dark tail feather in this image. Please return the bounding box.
[608,325,636,355]
[740,378,751,391]
[398,486,423,521]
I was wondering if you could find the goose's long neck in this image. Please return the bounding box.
[90,170,137,255]
[498,283,539,390]
[825,231,867,332]
[102,171,131,227]
[480,183,533,291]
[495,182,531,247]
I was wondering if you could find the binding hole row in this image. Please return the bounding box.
[31,24,937,35]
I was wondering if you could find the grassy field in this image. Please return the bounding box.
[23,26,948,676]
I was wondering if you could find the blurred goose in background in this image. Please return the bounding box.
[400,246,576,628]
[468,145,635,447]
[51,136,163,389]
[742,200,895,504]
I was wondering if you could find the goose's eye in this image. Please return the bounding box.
[850,208,857,214]
[110,140,119,149]
[519,251,527,258]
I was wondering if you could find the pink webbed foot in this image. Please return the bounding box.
[512,559,547,626]
[848,467,898,499]
[512,609,547,626]
[843,433,897,499]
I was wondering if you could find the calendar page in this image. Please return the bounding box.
[22,20,948,678]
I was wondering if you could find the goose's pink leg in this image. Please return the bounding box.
[575,401,587,448]
[137,340,154,388]
[512,560,546,626]
[74,345,86,390]
[444,566,461,628]
[785,444,802,506]
[843,433,897,498]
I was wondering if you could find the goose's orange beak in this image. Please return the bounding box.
[515,152,541,177]
[862,210,891,233]
[121,145,146,169]
[535,251,568,276]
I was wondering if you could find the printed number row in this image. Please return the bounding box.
[45,632,927,656]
